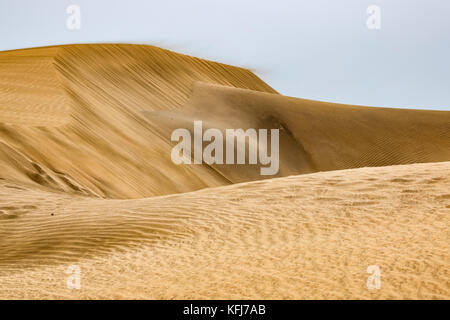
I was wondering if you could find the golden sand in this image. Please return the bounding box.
[0,44,448,299]
[0,162,449,299]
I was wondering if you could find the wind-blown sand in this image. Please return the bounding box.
[1,44,449,198]
[147,82,450,183]
[0,44,449,299]
[0,44,275,199]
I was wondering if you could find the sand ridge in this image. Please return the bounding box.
[0,44,449,300]
[0,44,276,199]
[147,82,450,182]
[1,45,449,199]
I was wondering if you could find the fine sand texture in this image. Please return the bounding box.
[0,44,449,299]
[0,162,449,299]
[0,44,276,199]
[1,45,449,199]
[147,82,450,183]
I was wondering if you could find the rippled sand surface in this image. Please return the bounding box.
[0,44,449,299]
[0,162,449,299]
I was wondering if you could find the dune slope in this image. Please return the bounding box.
[2,45,449,198]
[0,44,449,300]
[0,44,276,198]
[0,161,449,299]
[147,83,450,183]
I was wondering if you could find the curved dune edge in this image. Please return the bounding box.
[0,161,449,299]
[0,44,448,300]
[0,44,276,198]
[1,44,449,199]
[146,82,450,183]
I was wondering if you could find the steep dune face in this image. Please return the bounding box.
[0,44,449,300]
[0,161,449,299]
[0,44,276,198]
[1,45,449,198]
[147,83,450,183]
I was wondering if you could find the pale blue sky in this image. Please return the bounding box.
[1,0,449,110]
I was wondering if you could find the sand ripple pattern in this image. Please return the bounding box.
[0,162,448,299]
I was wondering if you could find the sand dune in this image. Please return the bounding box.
[0,44,275,198]
[0,47,69,127]
[0,44,449,300]
[1,45,448,198]
[0,162,449,299]
[147,83,450,183]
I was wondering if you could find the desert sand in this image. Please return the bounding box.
[0,44,449,299]
[0,162,449,299]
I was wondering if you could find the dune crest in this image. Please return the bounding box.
[147,82,450,183]
[0,44,275,198]
[0,44,449,300]
[1,44,449,198]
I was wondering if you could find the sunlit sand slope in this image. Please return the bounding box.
[1,45,449,198]
[0,44,276,198]
[0,47,69,126]
[147,83,450,183]
[0,161,448,299]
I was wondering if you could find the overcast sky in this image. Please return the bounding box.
[1,0,449,110]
